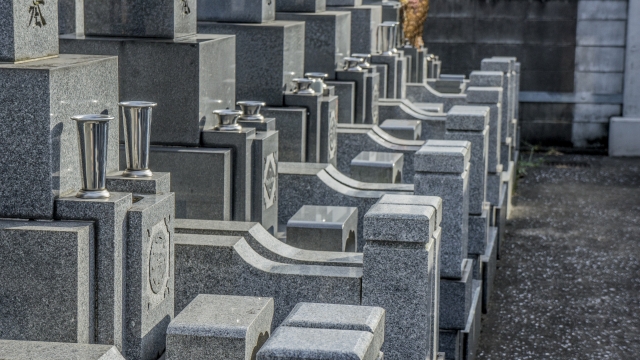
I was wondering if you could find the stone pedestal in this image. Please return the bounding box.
[413,141,470,280]
[263,107,308,162]
[371,54,399,98]
[202,128,257,222]
[286,205,358,252]
[350,151,404,183]
[251,131,280,234]
[0,220,95,343]
[380,119,422,140]
[336,69,368,123]
[276,0,327,12]
[198,21,305,106]
[284,93,323,163]
[106,172,171,195]
[60,34,236,146]
[276,11,351,78]
[198,0,275,23]
[0,341,125,359]
[0,55,119,219]
[610,117,640,155]
[166,295,274,360]
[326,81,356,124]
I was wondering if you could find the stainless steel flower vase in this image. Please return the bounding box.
[237,101,266,122]
[292,78,316,95]
[72,114,114,199]
[213,109,243,131]
[343,57,364,72]
[119,101,157,178]
[305,72,329,96]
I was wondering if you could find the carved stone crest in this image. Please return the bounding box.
[147,218,171,309]
[329,110,338,159]
[263,153,277,209]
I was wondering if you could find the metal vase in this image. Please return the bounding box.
[213,109,243,131]
[376,23,396,56]
[292,78,316,95]
[386,22,399,54]
[305,72,329,96]
[72,114,114,199]
[352,53,373,69]
[237,101,266,122]
[119,101,157,178]
[343,57,363,72]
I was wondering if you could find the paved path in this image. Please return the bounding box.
[477,155,640,360]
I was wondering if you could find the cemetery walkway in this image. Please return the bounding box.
[477,154,640,360]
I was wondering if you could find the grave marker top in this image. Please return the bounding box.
[0,0,59,62]
[84,0,197,39]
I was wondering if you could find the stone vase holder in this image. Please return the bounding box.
[291,78,316,95]
[237,101,266,122]
[213,109,243,131]
[343,57,364,72]
[72,114,114,199]
[119,101,157,178]
[305,72,329,96]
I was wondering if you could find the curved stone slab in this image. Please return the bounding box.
[405,83,466,112]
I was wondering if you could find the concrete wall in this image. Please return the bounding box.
[423,0,628,150]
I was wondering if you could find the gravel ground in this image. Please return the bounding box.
[477,155,640,360]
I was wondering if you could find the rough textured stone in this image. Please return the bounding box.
[281,302,385,354]
[198,21,305,107]
[84,0,196,38]
[54,192,133,349]
[446,106,490,132]
[414,142,470,174]
[378,194,442,227]
[379,119,422,140]
[263,107,308,162]
[0,54,119,219]
[276,0,327,12]
[0,340,124,360]
[326,81,356,124]
[258,326,379,360]
[351,151,404,184]
[106,172,171,195]
[167,295,273,360]
[364,203,434,242]
[0,220,94,343]
[439,259,473,330]
[469,71,503,88]
[198,0,275,23]
[60,34,236,146]
[287,205,358,252]
[0,0,59,62]
[174,234,362,326]
[276,11,350,79]
[465,86,502,104]
[124,194,175,360]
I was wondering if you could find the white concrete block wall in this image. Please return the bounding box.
[573,0,627,148]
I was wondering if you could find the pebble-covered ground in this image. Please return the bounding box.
[477,154,640,360]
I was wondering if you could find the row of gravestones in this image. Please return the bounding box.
[0,0,520,359]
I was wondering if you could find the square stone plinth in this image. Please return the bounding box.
[351,151,404,183]
[286,205,358,252]
[276,0,326,12]
[106,171,171,195]
[166,295,274,360]
[0,341,124,360]
[380,119,422,140]
[262,107,308,162]
[0,54,118,219]
[198,0,275,23]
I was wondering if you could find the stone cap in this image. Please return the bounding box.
[0,340,124,359]
[481,58,513,73]
[414,141,471,174]
[446,106,490,131]
[469,71,503,88]
[282,302,385,336]
[167,294,274,338]
[363,203,435,243]
[257,326,378,360]
[465,86,503,104]
[378,194,443,227]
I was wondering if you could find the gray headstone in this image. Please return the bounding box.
[198,0,275,23]
[325,80,356,124]
[350,151,404,184]
[263,107,308,162]
[286,205,358,252]
[276,0,327,12]
[0,0,59,62]
[284,92,323,163]
[336,69,368,123]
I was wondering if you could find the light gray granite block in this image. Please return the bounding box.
[124,194,175,360]
[465,86,502,173]
[198,0,275,23]
[60,34,236,146]
[257,327,378,360]
[174,234,362,326]
[276,11,351,79]
[55,193,133,349]
[84,0,196,38]
[468,71,503,88]
[414,143,470,175]
[125,146,232,221]
[0,220,94,343]
[377,99,447,140]
[251,131,280,234]
[362,201,436,360]
[106,172,171,195]
[377,194,442,230]
[0,340,124,360]
[287,205,358,252]
[0,54,119,219]
[465,86,502,105]
[380,119,422,140]
[467,205,489,256]
[445,106,489,132]
[363,203,434,242]
[281,302,385,354]
[439,259,473,330]
[350,151,404,184]
[198,21,305,107]
[329,5,380,55]
[167,295,274,360]
[1,0,59,62]
[276,0,327,12]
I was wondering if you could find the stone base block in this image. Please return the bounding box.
[0,341,124,359]
[468,207,489,256]
[198,21,304,106]
[59,34,235,146]
[482,227,498,314]
[0,221,94,343]
[251,131,280,234]
[336,70,368,124]
[0,54,118,219]
[380,119,422,140]
[609,117,640,156]
[439,259,473,330]
[106,171,171,195]
[439,280,482,360]
[326,81,356,124]
[286,206,358,252]
[167,294,273,360]
[371,54,398,98]
[263,107,308,163]
[351,151,404,184]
